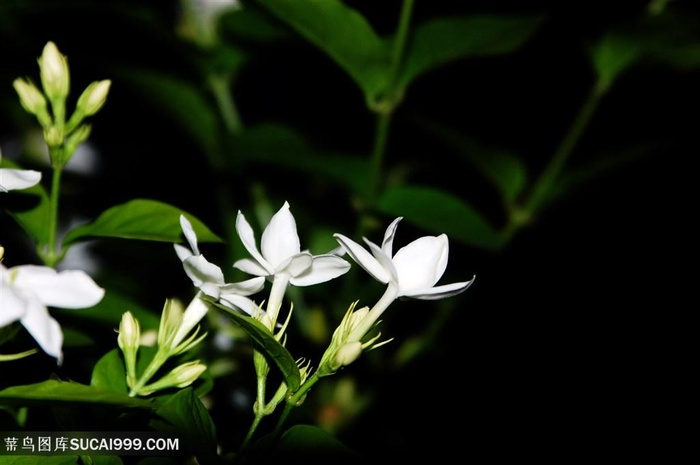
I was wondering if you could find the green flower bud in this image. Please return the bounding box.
[13,79,47,115]
[137,361,207,395]
[64,124,91,158]
[76,80,111,116]
[43,125,64,148]
[117,311,140,388]
[334,342,363,368]
[39,41,70,103]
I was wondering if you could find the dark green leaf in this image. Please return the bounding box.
[149,389,217,459]
[230,124,371,195]
[62,199,222,246]
[411,116,527,202]
[377,185,501,250]
[89,457,123,465]
[400,15,544,88]
[589,31,643,90]
[0,380,154,409]
[0,457,78,465]
[115,69,219,155]
[219,5,291,42]
[213,302,301,392]
[54,289,161,331]
[91,349,128,394]
[0,159,50,246]
[255,0,391,101]
[263,424,364,464]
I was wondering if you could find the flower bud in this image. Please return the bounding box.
[44,125,64,148]
[76,80,111,116]
[0,246,4,261]
[39,41,70,103]
[118,311,141,388]
[117,311,141,352]
[334,342,363,368]
[64,124,91,158]
[137,361,207,395]
[13,79,47,114]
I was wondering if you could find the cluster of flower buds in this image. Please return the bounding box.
[12,42,110,163]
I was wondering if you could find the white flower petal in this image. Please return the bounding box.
[290,254,351,287]
[183,255,225,289]
[393,235,448,292]
[366,240,398,284]
[0,283,28,326]
[0,168,41,192]
[220,276,266,297]
[12,265,104,309]
[20,297,63,361]
[278,253,313,277]
[174,243,192,262]
[179,215,200,256]
[334,233,391,284]
[236,210,273,274]
[381,217,402,257]
[400,276,475,300]
[219,294,261,316]
[233,258,272,277]
[261,201,301,269]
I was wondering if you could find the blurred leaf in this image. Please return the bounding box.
[149,388,217,460]
[115,69,219,155]
[230,124,371,196]
[90,457,123,465]
[377,185,501,250]
[589,31,643,90]
[255,0,391,102]
[54,289,161,332]
[263,424,364,464]
[547,143,657,208]
[1,159,50,246]
[400,15,544,88]
[0,457,78,465]
[412,116,527,202]
[219,5,291,42]
[91,349,127,394]
[213,302,301,392]
[62,199,222,246]
[0,380,153,409]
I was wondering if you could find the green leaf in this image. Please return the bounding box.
[0,380,154,409]
[62,199,222,246]
[89,457,123,465]
[149,388,217,459]
[0,158,50,246]
[213,303,301,392]
[219,5,291,42]
[589,31,643,90]
[377,185,501,250]
[411,116,527,202]
[400,15,544,88]
[91,349,128,394]
[54,289,161,332]
[264,424,364,464]
[0,457,78,465]
[230,124,371,195]
[255,0,391,102]
[115,69,220,156]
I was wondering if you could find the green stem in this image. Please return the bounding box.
[209,74,243,137]
[239,409,265,453]
[272,372,321,438]
[503,83,606,244]
[366,0,415,207]
[128,350,169,397]
[44,149,64,267]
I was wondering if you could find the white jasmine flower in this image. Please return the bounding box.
[174,214,264,315]
[0,263,104,363]
[334,217,474,341]
[234,201,350,322]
